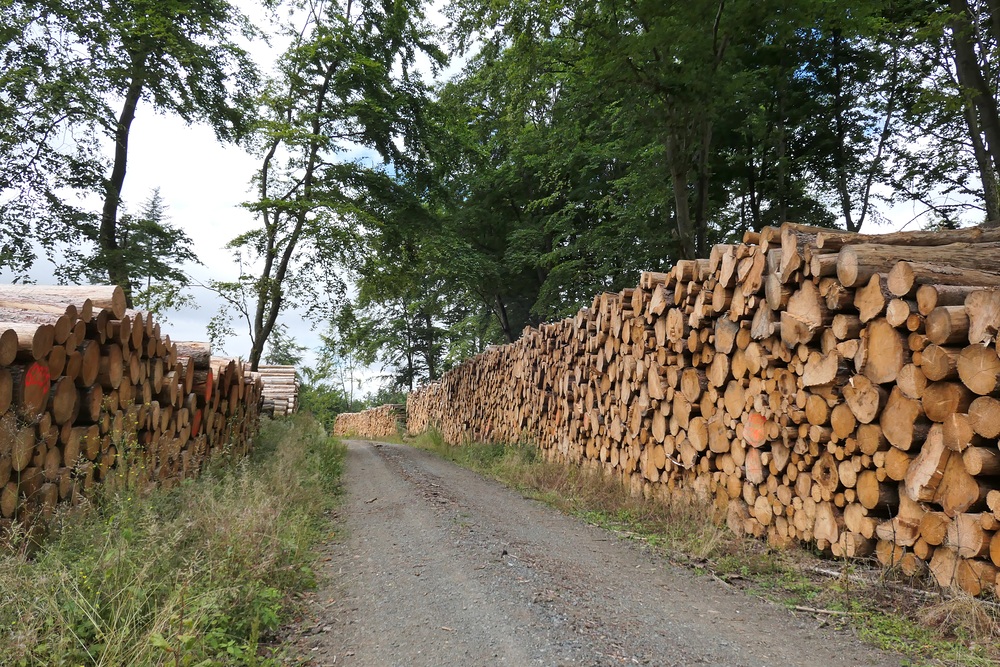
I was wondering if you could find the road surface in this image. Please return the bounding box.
[290,440,901,667]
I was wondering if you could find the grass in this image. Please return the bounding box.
[0,413,345,666]
[413,429,1000,667]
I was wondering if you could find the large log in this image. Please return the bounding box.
[838,242,1000,288]
[884,261,1000,295]
[173,341,212,369]
[0,322,54,361]
[817,225,1000,249]
[0,285,125,319]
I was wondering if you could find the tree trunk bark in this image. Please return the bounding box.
[694,118,713,257]
[424,312,436,380]
[495,294,514,343]
[775,83,789,226]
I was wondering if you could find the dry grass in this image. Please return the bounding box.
[920,593,1000,644]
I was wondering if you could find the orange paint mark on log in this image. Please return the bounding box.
[745,412,767,448]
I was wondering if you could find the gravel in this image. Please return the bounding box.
[288,440,903,667]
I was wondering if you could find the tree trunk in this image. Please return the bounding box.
[694,118,713,257]
[831,31,857,232]
[775,82,789,226]
[950,0,1000,180]
[100,53,147,306]
[667,133,697,260]
[746,142,763,231]
[960,91,1000,221]
[494,294,514,343]
[423,312,436,380]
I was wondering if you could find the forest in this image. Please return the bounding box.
[3,0,1000,399]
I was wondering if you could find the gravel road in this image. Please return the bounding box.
[291,440,902,666]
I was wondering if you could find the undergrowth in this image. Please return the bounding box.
[413,429,1000,667]
[0,413,344,666]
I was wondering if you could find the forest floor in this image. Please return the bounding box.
[286,439,904,667]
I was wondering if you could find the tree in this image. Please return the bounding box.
[0,1,106,275]
[298,321,365,427]
[341,266,452,391]
[64,187,200,320]
[409,7,676,341]
[0,0,258,294]
[946,0,1000,221]
[223,0,446,371]
[94,0,258,297]
[119,189,200,317]
[264,323,307,366]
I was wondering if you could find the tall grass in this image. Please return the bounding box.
[0,413,344,666]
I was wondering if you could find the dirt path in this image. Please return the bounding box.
[291,440,902,666]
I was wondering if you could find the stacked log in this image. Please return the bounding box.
[333,404,404,438]
[0,287,263,539]
[358,223,1000,597]
[257,365,299,416]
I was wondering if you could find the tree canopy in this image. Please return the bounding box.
[1,0,256,294]
[5,0,1000,397]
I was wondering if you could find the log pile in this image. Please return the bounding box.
[402,223,1000,596]
[0,287,263,538]
[333,404,404,438]
[257,365,299,416]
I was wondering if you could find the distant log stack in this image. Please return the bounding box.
[347,223,1000,597]
[0,287,263,540]
[257,365,299,416]
[333,404,404,438]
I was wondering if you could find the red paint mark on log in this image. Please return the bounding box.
[25,363,50,388]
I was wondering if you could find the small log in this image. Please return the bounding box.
[962,446,1000,476]
[855,275,893,323]
[957,344,1000,395]
[843,374,887,424]
[925,306,970,346]
[921,382,974,423]
[965,288,1000,345]
[904,424,951,502]
[968,396,1000,438]
[858,319,908,384]
[946,513,991,559]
